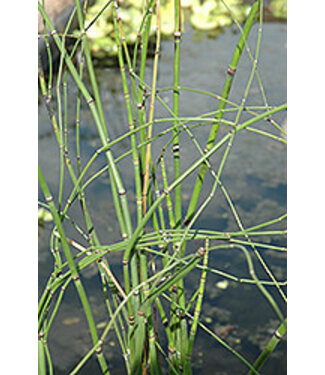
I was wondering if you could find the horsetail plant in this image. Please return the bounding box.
[39,0,286,374]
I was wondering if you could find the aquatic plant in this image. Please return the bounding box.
[38,0,287,374]
[81,0,286,58]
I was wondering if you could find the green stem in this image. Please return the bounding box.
[38,340,47,375]
[248,319,287,375]
[184,239,209,372]
[173,0,182,228]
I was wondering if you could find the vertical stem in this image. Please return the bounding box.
[41,0,53,102]
[73,0,132,239]
[173,0,182,228]
[75,44,85,176]
[111,1,143,365]
[172,1,190,369]
[113,4,143,227]
[160,155,176,228]
[184,239,209,372]
[74,0,106,130]
[135,2,154,172]
[38,340,46,375]
[142,0,161,216]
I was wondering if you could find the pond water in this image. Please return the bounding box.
[39,21,286,375]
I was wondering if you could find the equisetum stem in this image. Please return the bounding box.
[184,239,209,372]
[173,0,182,229]
[142,0,161,216]
[248,318,287,375]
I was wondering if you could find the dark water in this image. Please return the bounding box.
[39,21,286,374]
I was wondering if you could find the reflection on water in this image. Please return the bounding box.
[39,21,286,374]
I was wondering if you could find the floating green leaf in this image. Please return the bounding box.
[216,280,229,290]
[38,207,53,223]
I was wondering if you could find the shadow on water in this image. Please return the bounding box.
[39,20,286,374]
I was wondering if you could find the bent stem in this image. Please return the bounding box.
[38,166,109,374]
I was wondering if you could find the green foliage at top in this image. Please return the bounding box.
[83,0,287,59]
[82,0,252,58]
[269,0,287,19]
[189,0,250,30]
